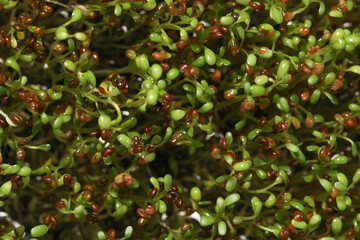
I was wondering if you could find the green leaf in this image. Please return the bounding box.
[304,175,314,183]
[224,193,240,206]
[352,168,360,183]
[233,160,252,171]
[291,219,307,229]
[285,143,300,152]
[200,215,214,226]
[232,216,243,225]
[215,197,225,213]
[289,201,305,212]
[348,65,360,74]
[270,5,283,24]
[31,225,49,238]
[190,187,201,202]
[251,197,262,216]
[164,174,172,191]
[0,181,12,197]
[150,177,159,190]
[336,196,346,211]
[124,226,133,239]
[225,176,237,192]
[265,194,276,208]
[218,221,227,236]
[332,217,342,235]
[170,110,186,121]
[303,196,315,208]
[333,156,348,164]
[319,179,332,192]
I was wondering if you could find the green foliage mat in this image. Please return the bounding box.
[1,0,360,239]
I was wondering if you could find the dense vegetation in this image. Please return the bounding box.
[1,0,360,239]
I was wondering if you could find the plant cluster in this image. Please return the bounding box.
[1,0,360,239]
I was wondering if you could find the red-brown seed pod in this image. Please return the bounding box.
[276,120,288,131]
[278,24,287,34]
[137,208,150,219]
[312,64,323,75]
[43,214,52,225]
[86,213,99,223]
[170,185,178,192]
[304,117,314,128]
[161,94,172,102]
[259,46,269,54]
[228,39,239,56]
[245,64,254,75]
[102,147,115,157]
[212,69,221,81]
[34,42,45,51]
[261,69,271,77]
[137,218,149,226]
[175,197,183,207]
[287,224,296,232]
[330,78,343,91]
[123,174,134,186]
[185,207,194,216]
[195,23,204,32]
[149,188,158,198]
[144,204,156,215]
[298,27,310,36]
[211,145,221,159]
[210,25,220,34]
[113,173,124,186]
[291,117,301,129]
[163,193,176,202]
[11,114,23,125]
[16,149,26,160]
[90,202,100,213]
[278,230,290,240]
[11,175,21,183]
[160,62,170,72]
[84,184,94,193]
[178,62,190,73]
[305,212,312,222]
[220,25,229,34]
[319,147,329,162]
[55,200,65,209]
[106,71,118,81]
[258,28,273,37]
[248,1,265,10]
[211,18,220,24]
[189,67,199,77]
[99,130,111,140]
[300,89,310,101]
[180,222,190,233]
[345,117,357,129]
[106,229,116,238]
[219,137,228,150]
[223,89,235,100]
[152,51,167,61]
[243,99,255,110]
[167,132,181,146]
[282,11,295,22]
[50,216,58,227]
[292,210,303,222]
[346,229,356,239]
[331,186,339,198]
[258,116,267,127]
[74,145,85,158]
[18,138,30,146]
[147,145,155,153]
[82,190,92,201]
[144,125,153,135]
